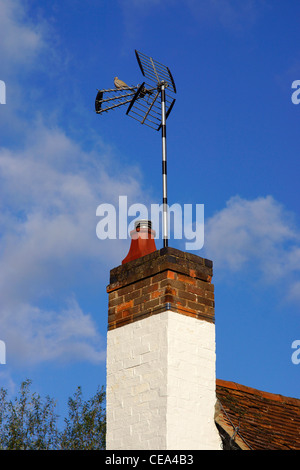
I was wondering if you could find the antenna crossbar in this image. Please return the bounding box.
[95,86,139,114]
[98,92,136,105]
[97,98,134,114]
[96,86,137,93]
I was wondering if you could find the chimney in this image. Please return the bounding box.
[106,243,222,450]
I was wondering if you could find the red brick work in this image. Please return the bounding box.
[107,247,215,330]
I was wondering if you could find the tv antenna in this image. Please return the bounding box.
[95,50,176,248]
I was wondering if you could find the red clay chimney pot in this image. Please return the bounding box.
[122,219,157,264]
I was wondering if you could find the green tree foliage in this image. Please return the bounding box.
[0,379,106,450]
[60,385,106,450]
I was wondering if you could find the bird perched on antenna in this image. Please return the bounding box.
[114,77,129,89]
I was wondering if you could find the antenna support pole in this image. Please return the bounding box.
[160,81,168,248]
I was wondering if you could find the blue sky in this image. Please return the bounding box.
[0,0,299,422]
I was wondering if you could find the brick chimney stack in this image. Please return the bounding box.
[106,239,222,449]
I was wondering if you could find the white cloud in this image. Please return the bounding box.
[0,0,45,74]
[0,0,152,368]
[288,281,300,303]
[204,195,300,303]
[3,297,105,366]
[0,120,148,366]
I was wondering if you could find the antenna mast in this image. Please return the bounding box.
[161,81,168,247]
[95,50,176,248]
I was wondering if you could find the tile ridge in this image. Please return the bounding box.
[216,378,300,405]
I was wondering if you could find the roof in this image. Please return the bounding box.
[215,379,300,450]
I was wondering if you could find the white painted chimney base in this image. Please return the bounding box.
[106,310,222,450]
